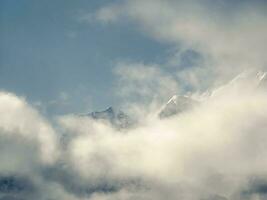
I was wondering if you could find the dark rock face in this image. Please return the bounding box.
[85,96,199,127]
[0,176,34,194]
[0,175,35,200]
[87,107,134,129]
[90,107,116,121]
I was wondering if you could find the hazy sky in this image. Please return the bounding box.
[0,0,170,114]
[1,1,267,200]
[1,0,266,115]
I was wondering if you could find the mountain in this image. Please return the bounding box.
[255,71,267,88]
[87,107,133,129]
[86,70,267,124]
[86,96,198,126]
[158,95,198,118]
[211,70,267,97]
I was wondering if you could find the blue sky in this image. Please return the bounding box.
[0,0,171,114]
[1,1,267,199]
[1,0,266,115]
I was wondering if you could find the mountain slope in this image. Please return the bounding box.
[86,70,267,124]
[87,107,133,129]
[159,95,198,118]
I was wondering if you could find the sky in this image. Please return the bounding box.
[0,0,172,114]
[1,1,267,200]
[1,0,266,115]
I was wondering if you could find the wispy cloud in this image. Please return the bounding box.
[92,0,267,90]
[1,1,267,199]
[2,70,267,199]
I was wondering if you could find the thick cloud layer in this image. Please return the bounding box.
[1,71,267,199]
[1,0,267,199]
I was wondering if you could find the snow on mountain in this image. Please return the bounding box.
[257,71,267,88]
[158,95,199,119]
[85,70,267,124]
[159,70,267,119]
[211,70,267,97]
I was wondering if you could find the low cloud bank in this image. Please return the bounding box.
[1,72,267,199]
[1,0,267,199]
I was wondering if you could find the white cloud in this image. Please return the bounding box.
[2,74,267,199]
[55,75,267,199]
[0,91,62,199]
[1,1,267,199]
[0,92,58,168]
[93,0,267,90]
[113,62,180,118]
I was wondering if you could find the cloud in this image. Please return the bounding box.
[0,92,58,168]
[1,1,267,199]
[115,62,179,97]
[92,0,267,90]
[2,72,267,199]
[0,91,61,199]
[113,62,180,117]
[55,74,267,200]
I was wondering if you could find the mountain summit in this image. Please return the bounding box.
[159,95,198,118]
[86,71,267,124]
[87,107,133,129]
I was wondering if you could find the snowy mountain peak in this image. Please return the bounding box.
[256,71,267,87]
[166,95,192,105]
[256,71,266,81]
[85,70,267,124]
[87,107,134,129]
[231,70,267,84]
[91,106,115,119]
[159,95,198,119]
[167,95,178,104]
[210,70,267,97]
